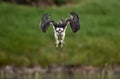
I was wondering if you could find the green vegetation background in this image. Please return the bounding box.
[0,0,120,67]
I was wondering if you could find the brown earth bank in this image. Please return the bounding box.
[0,64,120,75]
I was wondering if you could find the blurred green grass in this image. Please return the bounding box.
[0,0,120,67]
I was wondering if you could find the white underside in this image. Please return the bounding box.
[54,30,65,47]
[52,25,67,47]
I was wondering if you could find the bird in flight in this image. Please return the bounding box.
[40,12,80,47]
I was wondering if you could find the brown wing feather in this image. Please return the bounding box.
[40,13,52,33]
[68,12,80,33]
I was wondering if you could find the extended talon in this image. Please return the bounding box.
[55,41,65,47]
[55,41,59,47]
[60,40,64,47]
[60,40,65,44]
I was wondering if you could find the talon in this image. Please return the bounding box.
[55,41,59,44]
[55,41,59,47]
[60,40,65,44]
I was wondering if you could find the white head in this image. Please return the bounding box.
[56,27,64,34]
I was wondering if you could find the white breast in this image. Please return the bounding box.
[56,28,64,35]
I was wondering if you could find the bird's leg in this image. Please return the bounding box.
[60,32,65,47]
[60,25,67,47]
[54,33,59,47]
[53,26,60,47]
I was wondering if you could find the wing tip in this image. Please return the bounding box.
[70,11,77,15]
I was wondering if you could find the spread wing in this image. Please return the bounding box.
[67,12,80,33]
[40,13,53,33]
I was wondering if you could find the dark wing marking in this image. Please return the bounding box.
[59,19,68,28]
[67,12,80,33]
[40,13,52,33]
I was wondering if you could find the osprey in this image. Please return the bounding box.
[40,12,80,47]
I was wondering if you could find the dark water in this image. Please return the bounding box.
[0,70,120,79]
